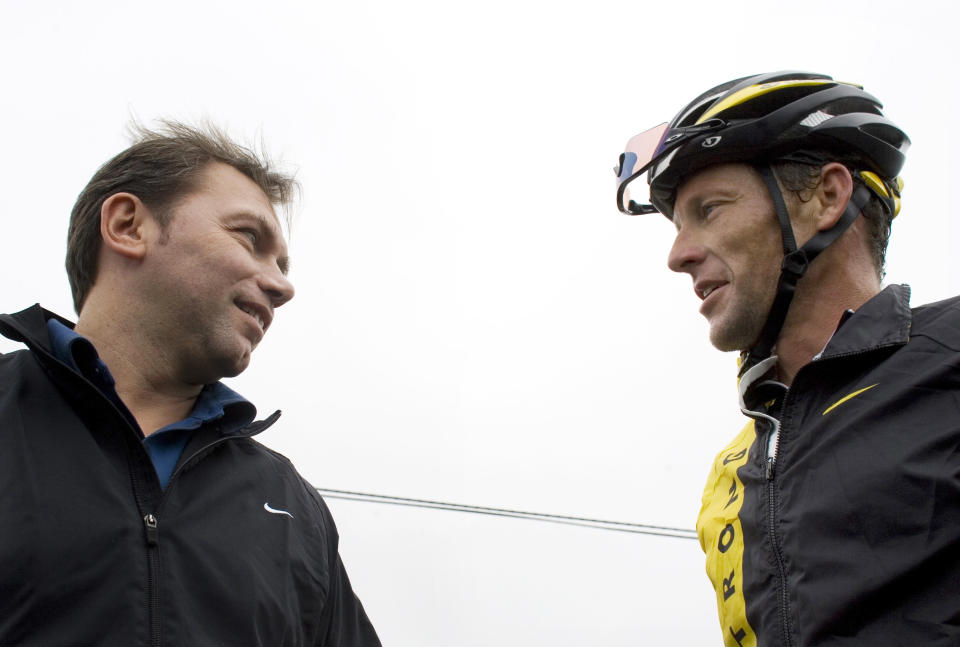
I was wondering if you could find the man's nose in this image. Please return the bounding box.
[666,228,706,274]
[261,265,295,309]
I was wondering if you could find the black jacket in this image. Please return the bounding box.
[697,285,960,646]
[0,305,381,647]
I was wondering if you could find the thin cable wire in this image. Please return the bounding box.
[316,487,698,540]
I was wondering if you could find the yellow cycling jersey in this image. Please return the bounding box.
[697,421,757,647]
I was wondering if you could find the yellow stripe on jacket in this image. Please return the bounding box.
[696,421,757,647]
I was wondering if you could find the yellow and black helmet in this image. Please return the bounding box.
[615,71,909,217]
[615,72,911,373]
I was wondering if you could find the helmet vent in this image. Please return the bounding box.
[799,110,833,128]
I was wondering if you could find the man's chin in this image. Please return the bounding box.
[708,322,758,353]
[197,348,253,382]
[709,337,743,353]
[222,353,252,379]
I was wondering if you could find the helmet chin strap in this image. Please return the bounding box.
[739,164,873,378]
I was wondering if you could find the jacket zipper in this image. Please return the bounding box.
[136,438,232,647]
[144,514,161,647]
[138,436,235,647]
[766,418,792,647]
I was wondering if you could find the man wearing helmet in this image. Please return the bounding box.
[616,72,960,646]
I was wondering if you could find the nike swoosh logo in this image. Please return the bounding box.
[822,384,879,416]
[263,502,294,518]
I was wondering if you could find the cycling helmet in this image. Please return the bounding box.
[614,71,910,373]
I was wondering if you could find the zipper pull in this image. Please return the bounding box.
[144,514,159,547]
[765,421,781,481]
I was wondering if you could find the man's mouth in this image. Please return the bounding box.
[695,281,726,301]
[696,281,728,316]
[236,302,267,332]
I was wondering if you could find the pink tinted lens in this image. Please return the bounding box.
[617,123,668,213]
[621,123,669,178]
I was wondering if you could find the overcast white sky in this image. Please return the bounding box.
[2,1,958,644]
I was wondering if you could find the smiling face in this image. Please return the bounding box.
[140,162,294,383]
[666,163,784,352]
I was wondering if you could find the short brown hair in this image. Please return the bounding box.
[66,120,298,312]
[772,158,892,280]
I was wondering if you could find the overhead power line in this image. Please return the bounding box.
[315,487,698,540]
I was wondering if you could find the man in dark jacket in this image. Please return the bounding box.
[615,73,960,645]
[0,122,381,646]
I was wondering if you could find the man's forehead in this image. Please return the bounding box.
[676,164,758,203]
[195,164,286,226]
[194,162,273,201]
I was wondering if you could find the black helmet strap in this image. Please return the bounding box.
[740,164,871,375]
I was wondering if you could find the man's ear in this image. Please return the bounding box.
[99,193,157,260]
[815,163,855,232]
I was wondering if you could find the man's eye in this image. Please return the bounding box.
[239,229,258,245]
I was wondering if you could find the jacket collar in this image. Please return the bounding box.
[0,304,73,358]
[737,284,911,414]
[817,283,912,361]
